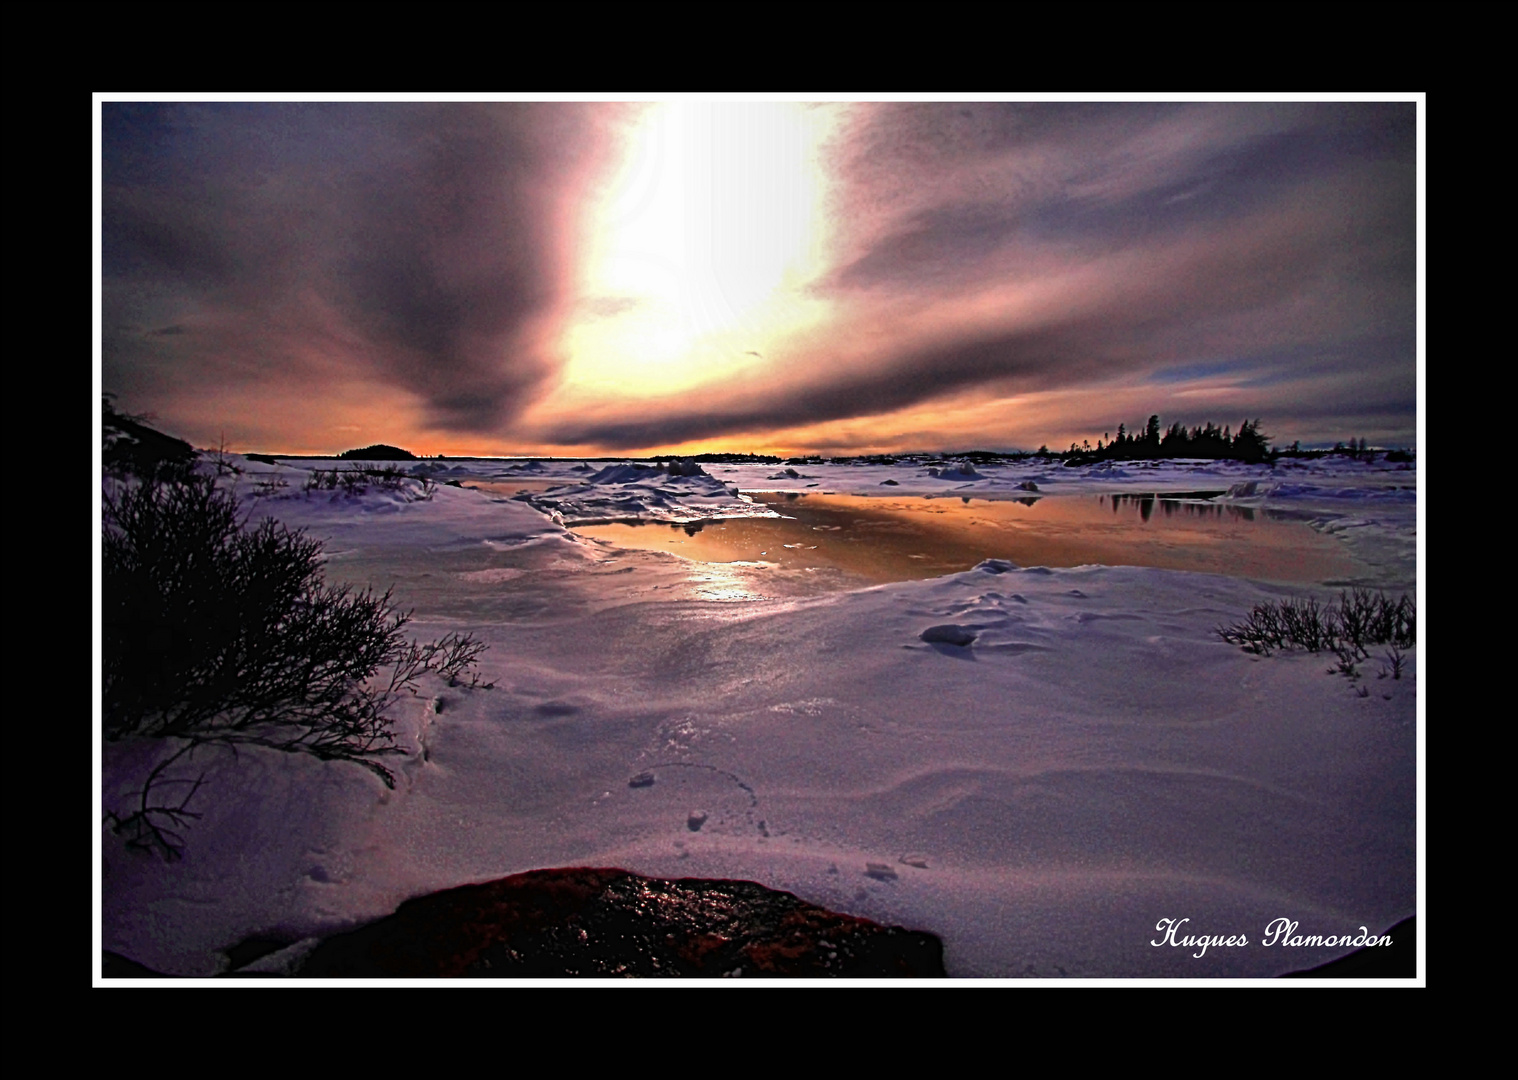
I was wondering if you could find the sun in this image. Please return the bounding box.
[553,102,838,402]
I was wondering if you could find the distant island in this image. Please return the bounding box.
[1052,416,1411,466]
[1060,417,1272,464]
[338,444,417,461]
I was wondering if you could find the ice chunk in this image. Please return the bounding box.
[927,462,982,480]
[1227,479,1282,498]
[587,463,659,485]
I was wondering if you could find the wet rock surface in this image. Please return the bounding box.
[296,867,946,977]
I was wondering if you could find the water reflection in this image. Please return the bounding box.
[1105,491,1252,522]
[575,493,1356,590]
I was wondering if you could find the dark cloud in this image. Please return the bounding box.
[103,102,611,435]
[542,309,1177,448]
[827,102,1413,292]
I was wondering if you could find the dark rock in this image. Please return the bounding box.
[1280,916,1415,978]
[297,867,946,977]
[101,950,169,977]
[102,406,196,478]
[221,935,293,972]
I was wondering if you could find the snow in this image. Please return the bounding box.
[100,453,1419,980]
[511,460,777,527]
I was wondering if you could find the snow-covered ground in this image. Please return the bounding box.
[99,453,1419,979]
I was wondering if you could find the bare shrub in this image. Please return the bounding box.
[103,473,486,857]
[1380,643,1408,680]
[299,465,434,501]
[1218,589,1415,673]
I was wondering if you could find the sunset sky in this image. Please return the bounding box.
[98,97,1419,457]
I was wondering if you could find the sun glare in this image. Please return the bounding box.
[555,102,836,402]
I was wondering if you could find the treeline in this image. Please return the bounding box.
[1062,416,1274,464]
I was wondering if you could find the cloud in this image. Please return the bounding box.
[823,102,1412,290]
[103,102,617,436]
[103,101,1415,453]
[543,101,1414,450]
[579,295,644,319]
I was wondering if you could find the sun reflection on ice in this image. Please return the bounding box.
[689,560,776,602]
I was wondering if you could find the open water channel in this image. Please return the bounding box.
[575,491,1358,590]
